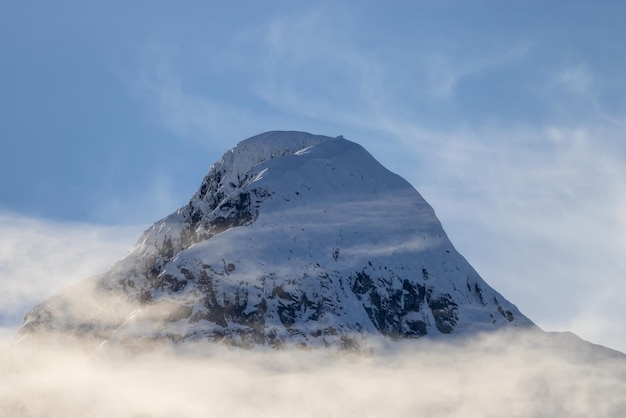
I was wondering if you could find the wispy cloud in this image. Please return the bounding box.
[91,169,184,224]
[548,62,626,128]
[558,63,594,96]
[252,10,389,121]
[423,42,531,101]
[0,212,142,336]
[132,44,221,142]
[127,44,265,148]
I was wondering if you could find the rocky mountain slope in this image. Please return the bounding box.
[20,131,535,349]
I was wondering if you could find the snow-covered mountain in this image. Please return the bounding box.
[20,131,535,349]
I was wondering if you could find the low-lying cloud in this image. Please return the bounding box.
[0,212,142,340]
[1,330,625,418]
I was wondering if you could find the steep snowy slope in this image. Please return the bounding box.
[20,131,534,348]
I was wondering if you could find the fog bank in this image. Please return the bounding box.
[2,331,624,418]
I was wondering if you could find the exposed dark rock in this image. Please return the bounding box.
[427,292,458,334]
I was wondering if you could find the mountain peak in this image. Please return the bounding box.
[234,130,333,151]
[20,131,535,349]
[218,131,335,178]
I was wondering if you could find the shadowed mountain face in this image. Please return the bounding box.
[20,131,535,349]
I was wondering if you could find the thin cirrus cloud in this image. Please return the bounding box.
[422,42,531,101]
[557,64,594,97]
[555,64,626,129]
[130,45,228,144]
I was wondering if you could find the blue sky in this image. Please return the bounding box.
[2,1,626,351]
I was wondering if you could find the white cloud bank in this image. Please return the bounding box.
[0,212,143,344]
[1,331,625,418]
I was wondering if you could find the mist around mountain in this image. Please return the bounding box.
[2,330,626,418]
[3,131,625,417]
